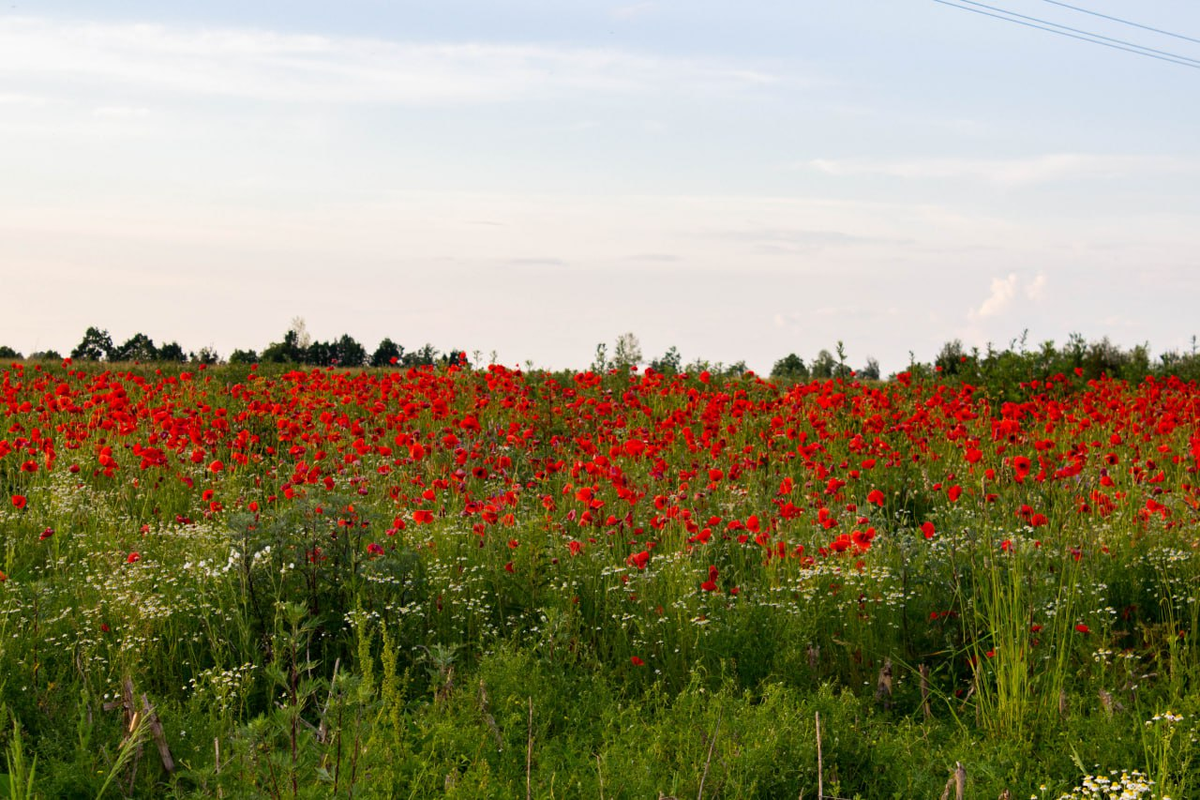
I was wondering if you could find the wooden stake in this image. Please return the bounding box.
[141,694,175,773]
[875,658,893,708]
[526,697,534,800]
[316,657,341,744]
[815,711,824,800]
[920,664,932,720]
[697,707,722,800]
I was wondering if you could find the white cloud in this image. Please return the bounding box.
[0,16,780,106]
[611,3,656,20]
[970,273,1048,319]
[973,273,1018,318]
[92,106,152,118]
[806,154,1195,187]
[1025,273,1047,301]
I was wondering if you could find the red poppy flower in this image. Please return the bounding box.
[921,521,936,539]
[1074,623,1090,634]
[867,489,885,506]
[630,656,644,666]
[10,495,26,510]
[127,552,141,563]
[413,509,434,525]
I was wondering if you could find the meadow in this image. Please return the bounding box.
[1,358,1197,798]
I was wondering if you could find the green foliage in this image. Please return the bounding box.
[112,332,158,362]
[649,345,682,375]
[771,352,808,380]
[70,326,114,360]
[370,338,403,367]
[228,348,259,364]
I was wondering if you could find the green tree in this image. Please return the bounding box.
[28,350,60,361]
[158,341,187,362]
[934,339,966,376]
[771,353,808,381]
[401,344,438,368]
[70,327,114,361]
[113,333,158,362]
[262,329,304,364]
[859,357,881,381]
[192,346,220,365]
[305,340,334,365]
[228,349,258,365]
[649,346,682,375]
[611,332,643,372]
[331,334,366,367]
[0,345,22,359]
[810,349,837,379]
[370,338,404,367]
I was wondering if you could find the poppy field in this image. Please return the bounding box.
[2,358,1199,797]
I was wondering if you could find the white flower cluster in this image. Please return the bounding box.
[1146,711,1184,725]
[1055,770,1156,800]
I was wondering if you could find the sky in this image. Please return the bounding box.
[2,1,1199,374]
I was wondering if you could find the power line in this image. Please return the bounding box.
[1041,0,1200,47]
[952,0,1200,66]
[932,0,1200,70]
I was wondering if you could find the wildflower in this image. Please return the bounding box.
[1075,623,1090,634]
[127,552,141,564]
[10,494,26,510]
[630,656,644,666]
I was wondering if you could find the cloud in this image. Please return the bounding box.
[1025,273,1047,301]
[611,3,656,20]
[92,106,151,118]
[500,257,567,268]
[719,227,911,254]
[805,154,1195,187]
[0,16,782,106]
[973,274,1018,318]
[970,273,1047,319]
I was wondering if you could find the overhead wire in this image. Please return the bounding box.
[950,0,1200,65]
[1040,0,1200,47]
[931,0,1200,70]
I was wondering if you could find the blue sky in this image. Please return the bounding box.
[2,1,1199,372]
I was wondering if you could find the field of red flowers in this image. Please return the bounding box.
[2,359,1198,797]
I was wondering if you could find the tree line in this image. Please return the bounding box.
[5,326,1200,393]
[0,319,465,370]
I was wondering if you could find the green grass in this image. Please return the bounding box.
[0,361,1198,797]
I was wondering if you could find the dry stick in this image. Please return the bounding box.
[142,694,175,773]
[479,679,503,751]
[875,658,893,709]
[920,664,932,721]
[215,738,224,800]
[815,711,824,800]
[696,707,723,800]
[123,678,143,794]
[526,697,534,800]
[940,762,966,800]
[317,657,341,744]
